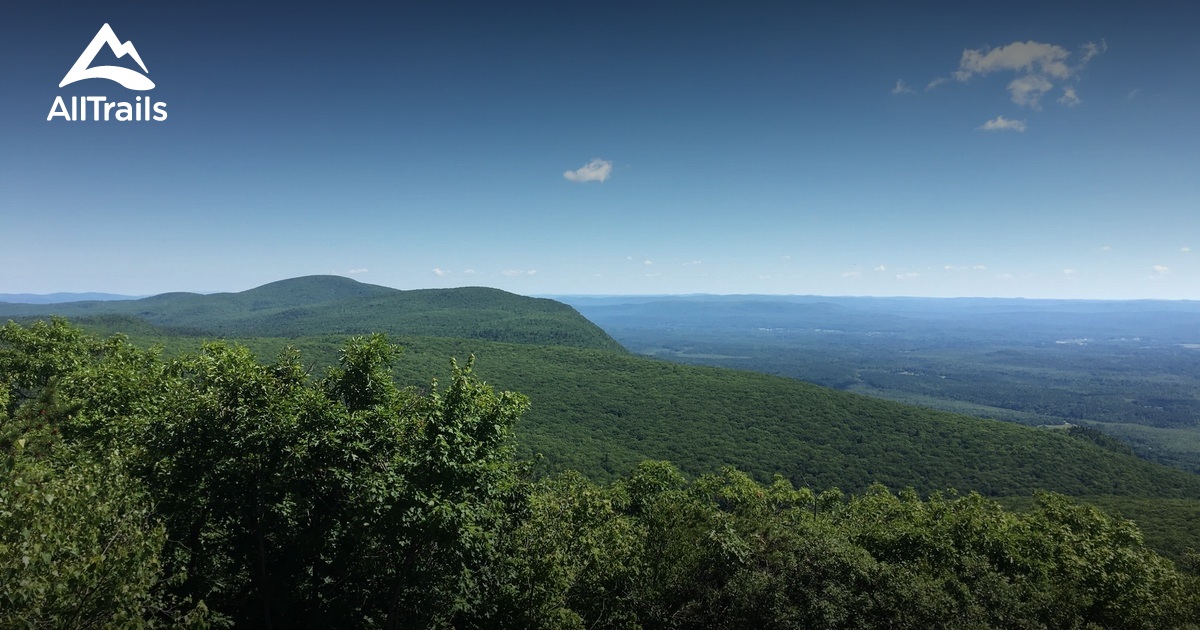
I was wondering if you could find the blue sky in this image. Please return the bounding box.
[1,0,1197,298]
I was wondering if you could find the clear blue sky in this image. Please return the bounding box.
[2,0,1197,298]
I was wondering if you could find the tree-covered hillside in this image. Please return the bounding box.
[0,276,623,352]
[3,320,1198,628]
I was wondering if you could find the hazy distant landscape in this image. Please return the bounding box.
[563,295,1200,473]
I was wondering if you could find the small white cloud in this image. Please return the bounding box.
[896,272,919,280]
[1153,265,1170,274]
[502,269,537,277]
[892,79,915,94]
[1101,245,1112,251]
[433,267,450,277]
[346,268,368,275]
[972,265,987,271]
[1058,85,1081,107]
[1182,247,1191,253]
[841,271,862,278]
[1126,88,1141,101]
[926,76,949,90]
[1008,74,1054,107]
[643,259,653,266]
[944,265,959,271]
[1080,40,1107,64]
[978,116,1026,132]
[1063,268,1076,276]
[464,269,476,274]
[874,265,887,272]
[563,158,612,183]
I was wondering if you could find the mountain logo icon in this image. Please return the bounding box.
[59,23,155,91]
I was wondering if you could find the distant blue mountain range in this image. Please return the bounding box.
[0,292,143,304]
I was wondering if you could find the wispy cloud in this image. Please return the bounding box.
[1101,245,1112,252]
[1058,85,1081,107]
[683,260,703,266]
[892,79,915,94]
[1063,268,1077,277]
[896,272,919,280]
[464,269,476,274]
[931,39,1104,113]
[563,158,612,183]
[502,269,537,277]
[874,265,887,272]
[1182,246,1191,253]
[345,268,368,276]
[643,259,653,266]
[1008,74,1054,107]
[1153,265,1170,274]
[996,273,1015,280]
[978,116,1026,132]
[433,267,450,277]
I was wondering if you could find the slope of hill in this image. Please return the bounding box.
[0,276,623,352]
[49,317,1200,560]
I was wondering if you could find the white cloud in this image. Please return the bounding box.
[972,265,987,271]
[955,41,1073,81]
[1127,88,1141,101]
[464,269,476,274]
[841,271,862,278]
[1153,265,1170,274]
[433,267,450,277]
[933,40,1103,113]
[892,79,915,94]
[978,116,1026,132]
[896,272,919,280]
[1080,40,1107,64]
[502,269,537,277]
[874,265,887,272]
[944,265,959,271]
[1008,74,1053,107]
[345,268,368,275]
[1063,268,1076,276]
[563,158,612,183]
[1182,247,1191,253]
[1101,245,1112,251]
[1058,85,1081,107]
[643,259,653,266]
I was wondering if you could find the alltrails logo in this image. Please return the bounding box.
[48,23,168,122]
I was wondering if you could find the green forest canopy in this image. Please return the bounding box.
[3,319,1200,627]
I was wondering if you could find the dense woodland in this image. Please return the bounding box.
[4,319,1200,627]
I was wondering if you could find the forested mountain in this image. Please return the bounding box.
[0,276,622,351]
[3,320,1199,627]
[6,285,1200,626]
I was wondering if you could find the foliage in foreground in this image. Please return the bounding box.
[1,319,1198,628]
